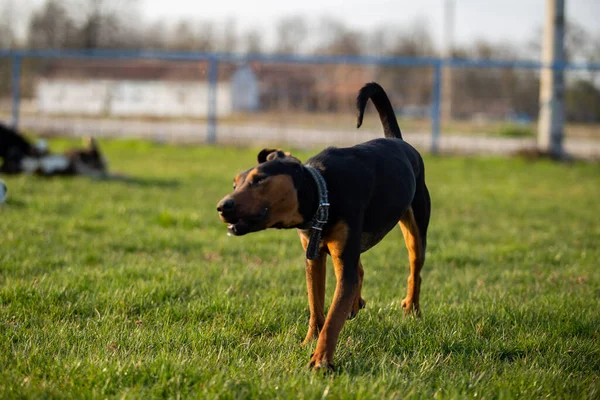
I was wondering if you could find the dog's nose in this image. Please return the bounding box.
[217,199,235,214]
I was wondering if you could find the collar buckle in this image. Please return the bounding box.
[314,202,329,225]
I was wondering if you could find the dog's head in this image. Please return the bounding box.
[217,148,305,236]
[0,179,7,204]
[69,137,109,177]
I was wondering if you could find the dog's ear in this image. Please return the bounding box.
[85,137,99,151]
[257,148,301,164]
[257,148,282,163]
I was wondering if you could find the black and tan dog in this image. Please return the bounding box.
[217,82,431,371]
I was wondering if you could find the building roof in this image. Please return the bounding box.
[39,59,220,82]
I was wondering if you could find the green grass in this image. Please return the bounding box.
[1,139,599,399]
[496,124,535,138]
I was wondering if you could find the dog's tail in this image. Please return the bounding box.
[356,82,402,140]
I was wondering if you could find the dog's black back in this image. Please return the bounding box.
[304,82,429,253]
[305,139,422,253]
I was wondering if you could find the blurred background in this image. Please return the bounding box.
[1,0,599,157]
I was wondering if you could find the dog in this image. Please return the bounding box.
[216,82,431,371]
[22,137,109,178]
[0,179,6,204]
[0,123,108,177]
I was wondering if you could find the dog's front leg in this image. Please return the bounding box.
[299,232,327,344]
[309,222,359,371]
[302,252,327,345]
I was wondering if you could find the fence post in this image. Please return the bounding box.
[11,53,22,129]
[207,57,219,144]
[537,0,565,157]
[431,61,442,154]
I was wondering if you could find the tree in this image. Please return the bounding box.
[388,19,436,57]
[314,17,363,55]
[197,22,216,52]
[528,20,598,63]
[566,79,600,122]
[242,28,263,54]
[69,0,140,49]
[450,40,540,119]
[220,18,238,53]
[0,0,17,48]
[275,16,308,54]
[141,20,169,50]
[27,0,77,48]
[171,20,197,51]
[374,19,436,107]
[169,19,215,51]
[26,0,143,49]
[366,26,396,56]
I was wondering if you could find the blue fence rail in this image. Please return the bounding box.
[1,49,600,153]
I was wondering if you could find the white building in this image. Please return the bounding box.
[36,60,259,118]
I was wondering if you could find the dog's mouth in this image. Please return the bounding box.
[225,207,269,236]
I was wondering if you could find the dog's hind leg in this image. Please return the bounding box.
[399,206,425,316]
[412,179,431,259]
[348,258,366,320]
[300,234,327,345]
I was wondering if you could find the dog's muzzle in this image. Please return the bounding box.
[217,198,268,236]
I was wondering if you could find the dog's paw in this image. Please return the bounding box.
[401,298,421,317]
[302,325,323,345]
[347,297,366,320]
[302,335,317,346]
[308,352,335,372]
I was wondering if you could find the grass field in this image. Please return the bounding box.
[1,139,599,398]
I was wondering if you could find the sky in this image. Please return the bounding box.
[11,0,600,54]
[138,0,600,50]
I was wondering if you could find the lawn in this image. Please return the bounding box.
[1,139,599,399]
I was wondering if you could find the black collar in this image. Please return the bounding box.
[303,166,329,260]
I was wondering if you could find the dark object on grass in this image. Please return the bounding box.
[29,137,109,178]
[0,123,108,177]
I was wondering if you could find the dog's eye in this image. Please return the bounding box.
[253,176,267,185]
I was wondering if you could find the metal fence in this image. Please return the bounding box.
[1,49,599,156]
